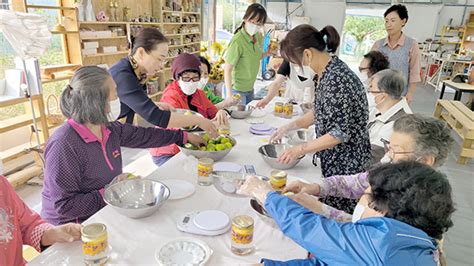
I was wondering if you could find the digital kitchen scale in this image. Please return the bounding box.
[177,210,231,236]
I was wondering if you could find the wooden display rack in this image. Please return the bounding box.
[4,0,202,185]
[0,95,48,187]
[461,12,474,53]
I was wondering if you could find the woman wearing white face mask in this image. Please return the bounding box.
[255,59,316,108]
[223,3,271,105]
[270,24,371,214]
[150,54,229,166]
[41,66,205,225]
[367,69,412,162]
[238,161,454,266]
[282,114,453,224]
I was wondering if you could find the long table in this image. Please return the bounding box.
[32,98,323,265]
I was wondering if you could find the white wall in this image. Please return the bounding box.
[436,5,474,34]
[403,4,443,42]
[267,1,473,43]
[266,1,346,34]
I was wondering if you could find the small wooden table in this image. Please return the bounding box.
[439,80,474,101]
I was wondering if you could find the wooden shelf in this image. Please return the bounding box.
[165,33,200,37]
[83,51,129,58]
[183,12,201,15]
[41,74,74,84]
[163,22,184,25]
[0,114,42,134]
[183,42,201,46]
[0,142,45,163]
[81,36,127,41]
[51,30,79,34]
[80,22,128,26]
[168,44,184,48]
[26,5,75,10]
[0,95,41,108]
[130,22,161,26]
[162,10,182,14]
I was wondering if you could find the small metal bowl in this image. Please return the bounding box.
[286,129,314,146]
[104,179,170,219]
[171,108,204,131]
[258,143,304,170]
[229,104,253,119]
[211,171,269,197]
[179,132,237,161]
[250,198,271,218]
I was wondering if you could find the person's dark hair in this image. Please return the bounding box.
[363,51,389,76]
[60,66,111,125]
[393,114,454,167]
[129,28,168,55]
[367,161,455,240]
[280,24,340,66]
[384,4,409,22]
[234,3,267,34]
[198,56,211,73]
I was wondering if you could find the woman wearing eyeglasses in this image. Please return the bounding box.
[149,53,229,166]
[283,114,453,224]
[109,28,217,136]
[366,69,412,162]
[358,51,390,85]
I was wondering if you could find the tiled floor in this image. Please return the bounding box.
[15,83,473,265]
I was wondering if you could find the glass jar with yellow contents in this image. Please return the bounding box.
[274,102,284,116]
[270,170,287,190]
[283,103,293,118]
[231,215,254,255]
[197,157,214,186]
[217,124,230,136]
[81,223,109,265]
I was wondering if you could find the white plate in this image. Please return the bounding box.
[156,238,213,266]
[213,162,242,173]
[251,109,266,118]
[161,179,195,200]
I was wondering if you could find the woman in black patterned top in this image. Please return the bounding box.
[270,24,371,213]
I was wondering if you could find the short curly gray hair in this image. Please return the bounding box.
[60,66,111,125]
[393,114,454,167]
[372,69,406,100]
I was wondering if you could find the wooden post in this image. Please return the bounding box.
[11,0,27,12]
[209,0,216,45]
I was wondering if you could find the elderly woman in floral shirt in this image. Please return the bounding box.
[270,25,371,214]
[284,114,453,222]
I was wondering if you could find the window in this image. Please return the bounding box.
[0,0,9,10]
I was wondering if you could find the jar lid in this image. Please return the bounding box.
[271,170,287,178]
[232,215,254,228]
[82,223,107,238]
[198,157,214,164]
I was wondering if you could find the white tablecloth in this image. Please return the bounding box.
[32,98,323,265]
